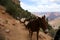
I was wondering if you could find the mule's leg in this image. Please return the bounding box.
[31,31,33,40]
[37,31,39,40]
[29,31,33,40]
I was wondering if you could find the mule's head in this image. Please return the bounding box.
[41,15,49,34]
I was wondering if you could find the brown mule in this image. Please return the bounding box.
[25,15,48,40]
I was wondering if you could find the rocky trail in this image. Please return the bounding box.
[0,6,52,40]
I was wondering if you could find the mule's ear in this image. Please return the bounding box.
[42,15,46,19]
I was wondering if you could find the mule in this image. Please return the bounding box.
[25,15,48,40]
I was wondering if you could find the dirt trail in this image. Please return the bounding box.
[0,6,52,40]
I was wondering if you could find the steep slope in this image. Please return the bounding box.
[49,17,60,29]
[0,6,52,40]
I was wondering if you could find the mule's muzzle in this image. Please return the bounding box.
[44,29,49,34]
[44,31,48,34]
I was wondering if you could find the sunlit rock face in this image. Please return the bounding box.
[32,12,60,21]
[12,0,20,5]
[49,17,60,30]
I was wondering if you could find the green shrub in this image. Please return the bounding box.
[49,29,56,37]
[0,0,36,19]
[0,0,20,18]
